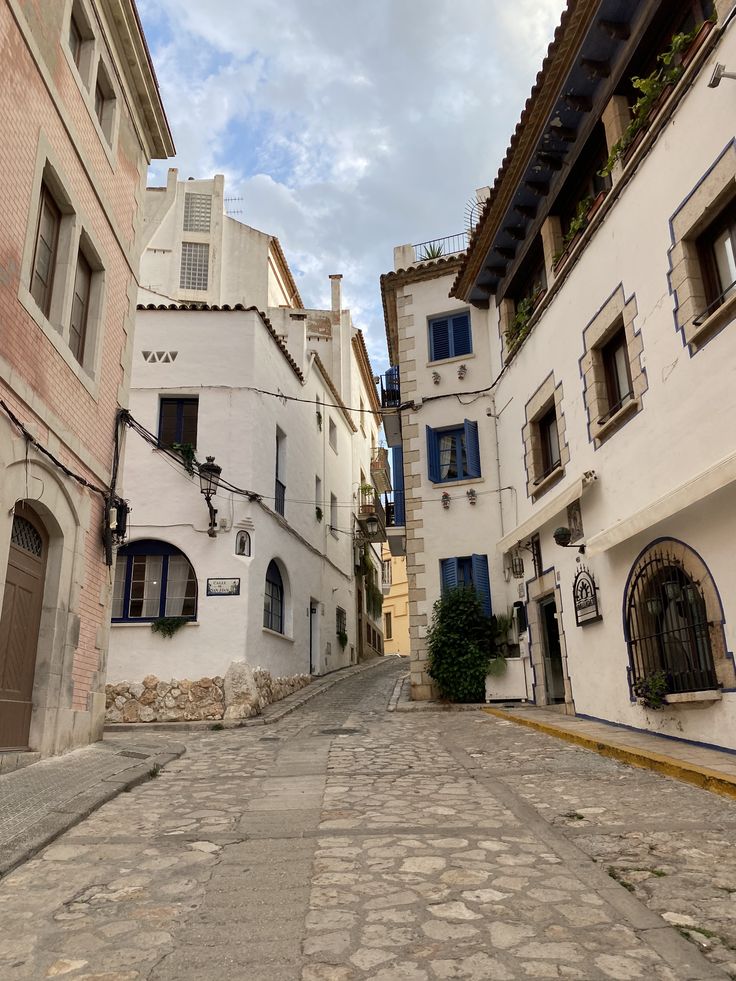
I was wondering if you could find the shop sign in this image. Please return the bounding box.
[573,567,601,626]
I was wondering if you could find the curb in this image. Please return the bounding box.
[483,706,736,801]
[388,674,491,714]
[0,744,186,880]
[105,657,389,734]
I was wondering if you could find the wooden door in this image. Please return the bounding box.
[0,507,47,748]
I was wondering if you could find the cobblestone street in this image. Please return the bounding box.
[2,657,736,980]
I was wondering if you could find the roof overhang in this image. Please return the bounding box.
[101,0,175,159]
[453,0,657,304]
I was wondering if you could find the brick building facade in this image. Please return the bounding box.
[0,0,172,763]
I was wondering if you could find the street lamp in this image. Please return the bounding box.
[364,514,379,537]
[199,456,222,537]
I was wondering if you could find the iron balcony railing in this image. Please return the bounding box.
[380,367,400,409]
[275,479,286,517]
[412,232,468,263]
[384,489,405,528]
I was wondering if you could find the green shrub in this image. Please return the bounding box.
[427,588,493,702]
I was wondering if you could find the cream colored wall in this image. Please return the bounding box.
[486,19,736,744]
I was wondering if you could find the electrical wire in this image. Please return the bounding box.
[0,398,109,498]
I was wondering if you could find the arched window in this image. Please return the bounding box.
[263,560,284,633]
[112,540,197,621]
[625,544,717,695]
[235,530,251,556]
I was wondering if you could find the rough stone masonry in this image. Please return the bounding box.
[105,660,311,723]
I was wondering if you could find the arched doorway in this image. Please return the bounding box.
[0,504,48,748]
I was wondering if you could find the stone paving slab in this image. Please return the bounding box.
[485,704,736,799]
[1,657,735,979]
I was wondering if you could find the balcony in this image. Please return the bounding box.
[370,447,392,495]
[357,488,387,542]
[380,367,402,448]
[412,232,468,263]
[384,490,405,558]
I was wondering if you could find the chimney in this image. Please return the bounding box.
[329,274,343,315]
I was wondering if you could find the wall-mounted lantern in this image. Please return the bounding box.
[553,526,586,554]
[199,456,222,537]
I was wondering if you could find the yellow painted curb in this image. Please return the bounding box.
[483,707,736,801]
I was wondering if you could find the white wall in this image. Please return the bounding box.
[108,308,359,682]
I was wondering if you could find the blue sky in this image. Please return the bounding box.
[138,0,566,374]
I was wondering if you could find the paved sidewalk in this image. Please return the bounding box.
[486,703,736,799]
[0,735,185,878]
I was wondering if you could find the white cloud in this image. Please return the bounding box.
[139,0,566,371]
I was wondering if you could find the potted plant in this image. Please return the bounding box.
[315,506,323,522]
[337,630,348,649]
[632,670,669,710]
[359,482,376,512]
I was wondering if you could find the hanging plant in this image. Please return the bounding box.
[316,410,322,430]
[315,506,323,522]
[553,195,593,265]
[337,630,348,650]
[151,617,189,638]
[171,442,198,475]
[506,295,535,350]
[599,21,710,178]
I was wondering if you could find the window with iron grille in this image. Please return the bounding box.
[264,560,284,633]
[180,241,209,291]
[336,606,346,635]
[625,546,718,696]
[183,193,212,232]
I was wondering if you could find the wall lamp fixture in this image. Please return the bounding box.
[709,64,736,88]
[553,526,586,554]
[199,456,222,537]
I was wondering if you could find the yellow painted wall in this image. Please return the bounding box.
[382,544,410,656]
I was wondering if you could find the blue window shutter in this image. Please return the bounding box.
[440,558,459,594]
[451,313,472,356]
[426,426,440,482]
[430,318,450,361]
[392,445,405,525]
[471,554,491,618]
[464,419,481,478]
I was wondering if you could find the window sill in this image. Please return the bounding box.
[111,620,199,628]
[594,398,640,443]
[430,476,484,489]
[262,627,294,643]
[689,291,736,349]
[663,690,722,706]
[531,466,565,500]
[426,352,476,368]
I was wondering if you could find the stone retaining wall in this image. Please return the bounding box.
[105,663,311,723]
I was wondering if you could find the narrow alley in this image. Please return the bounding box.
[1,658,735,980]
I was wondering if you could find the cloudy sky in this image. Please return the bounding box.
[138,0,566,373]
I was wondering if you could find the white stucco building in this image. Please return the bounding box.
[383,0,736,749]
[107,172,386,683]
